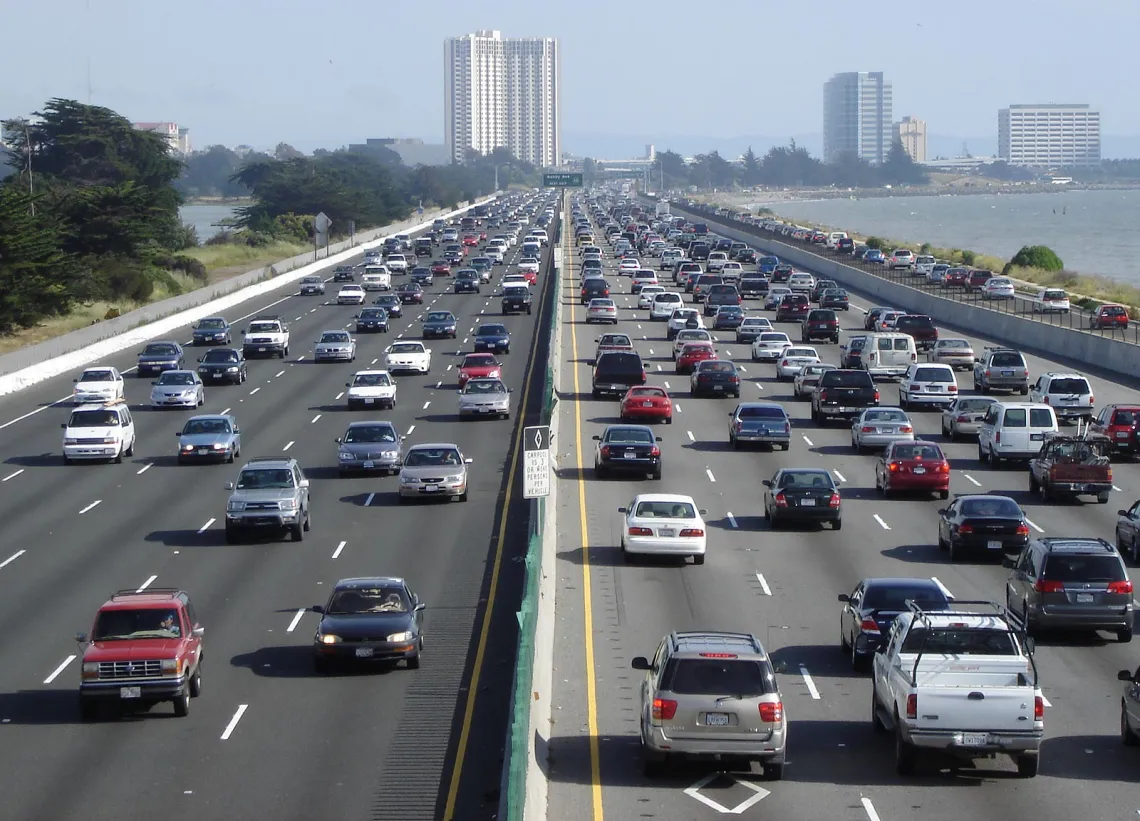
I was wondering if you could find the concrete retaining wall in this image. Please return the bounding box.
[0,196,497,397]
[671,205,1140,384]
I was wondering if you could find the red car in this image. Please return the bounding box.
[874,440,950,499]
[520,270,538,285]
[462,234,479,247]
[457,353,502,387]
[430,260,451,276]
[966,269,994,292]
[478,231,487,241]
[943,267,969,288]
[675,342,717,374]
[1090,404,1140,455]
[1090,304,1129,330]
[620,386,673,424]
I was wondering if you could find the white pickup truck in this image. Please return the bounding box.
[871,601,1044,778]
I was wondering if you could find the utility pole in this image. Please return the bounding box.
[18,118,35,217]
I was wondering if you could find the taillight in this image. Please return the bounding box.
[759,701,783,723]
[1016,524,1030,537]
[818,390,828,402]
[985,369,992,377]
[735,420,743,431]
[938,461,951,473]
[1042,395,1050,404]
[600,446,611,457]
[860,618,881,634]
[652,698,678,720]
[649,446,661,457]
[900,425,913,433]
[780,359,788,367]
[861,426,875,433]
[948,385,958,392]
[1090,394,1095,405]
[888,462,901,472]
[628,526,653,536]
[1108,580,1134,594]
[873,390,880,401]
[959,524,974,534]
[956,415,970,423]
[905,694,917,720]
[773,491,788,508]
[1034,580,1065,593]
[1034,696,1044,720]
[679,528,704,537]
[995,431,1002,443]
[829,492,841,508]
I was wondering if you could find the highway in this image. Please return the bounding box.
[548,204,1140,821]
[0,207,553,821]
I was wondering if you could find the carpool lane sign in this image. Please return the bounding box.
[523,425,551,498]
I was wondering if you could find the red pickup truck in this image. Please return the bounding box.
[76,588,204,720]
[1028,435,1114,504]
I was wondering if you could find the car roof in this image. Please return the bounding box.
[186,414,234,422]
[862,577,943,589]
[1041,372,1086,380]
[346,420,395,429]
[103,590,184,609]
[241,457,295,468]
[737,401,787,411]
[1034,537,1115,553]
[352,369,391,376]
[405,442,462,451]
[332,576,407,589]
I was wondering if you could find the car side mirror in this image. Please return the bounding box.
[240,330,246,335]
[72,378,78,383]
[75,632,88,644]
[311,605,324,614]
[399,435,407,441]
[464,457,473,464]
[762,480,773,488]
[415,602,426,612]
[225,482,235,491]
[61,423,66,429]
[772,661,788,674]
[335,437,342,444]
[175,432,182,437]
[1118,510,1129,518]
[197,357,204,363]
[1118,669,1134,682]
[192,626,205,638]
[150,381,158,385]
[233,428,240,434]
[299,479,310,489]
[837,593,851,603]
[426,349,432,355]
[631,656,651,671]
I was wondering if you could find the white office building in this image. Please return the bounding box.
[823,72,893,164]
[444,30,561,168]
[998,104,1101,168]
[895,116,927,163]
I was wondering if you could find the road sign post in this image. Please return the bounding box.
[542,172,584,188]
[523,425,551,499]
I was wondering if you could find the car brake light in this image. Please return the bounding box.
[1108,580,1134,594]
[874,390,880,401]
[1034,580,1064,593]
[829,492,841,507]
[628,526,653,536]
[986,369,992,377]
[888,462,901,472]
[818,389,827,401]
[948,385,958,392]
[938,461,951,473]
[600,446,610,457]
[905,694,917,720]
[759,701,783,723]
[959,524,974,534]
[649,445,662,458]
[899,425,913,433]
[1090,394,1094,405]
[1034,696,1044,720]
[679,528,704,537]
[773,491,788,508]
[1042,395,1049,404]
[860,618,881,634]
[861,426,875,433]
[956,415,970,423]
[652,698,678,720]
[995,431,1002,444]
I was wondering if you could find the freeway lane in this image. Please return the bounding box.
[549,209,1140,821]
[0,207,554,821]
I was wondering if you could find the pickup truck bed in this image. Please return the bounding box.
[1028,436,1113,503]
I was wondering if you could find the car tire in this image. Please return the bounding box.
[895,724,916,776]
[761,760,784,781]
[1118,625,1133,643]
[832,519,842,531]
[79,697,99,722]
[303,508,311,532]
[291,521,304,542]
[458,489,468,503]
[1015,753,1039,778]
[692,554,705,566]
[189,663,202,698]
[938,490,949,500]
[1123,701,1140,746]
[173,687,190,717]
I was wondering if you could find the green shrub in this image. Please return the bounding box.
[864,236,885,250]
[919,242,933,255]
[960,249,976,266]
[1004,245,1063,274]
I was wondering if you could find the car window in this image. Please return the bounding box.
[779,471,834,488]
[891,444,943,460]
[1043,554,1126,582]
[343,425,397,444]
[69,410,118,427]
[901,628,1017,655]
[663,659,774,696]
[893,338,912,350]
[143,343,179,356]
[404,448,462,467]
[352,373,391,387]
[183,418,231,435]
[426,312,453,322]
[79,370,115,382]
[961,497,1021,517]
[605,427,653,444]
[738,406,785,419]
[877,338,893,351]
[93,608,183,640]
[862,585,947,611]
[389,343,424,354]
[320,332,350,343]
[465,380,506,394]
[1002,408,1027,427]
[327,587,409,614]
[634,500,696,518]
[913,367,953,382]
[1047,378,1089,394]
[991,352,1024,367]
[865,409,907,422]
[236,468,294,489]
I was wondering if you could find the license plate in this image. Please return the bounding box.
[623,451,637,459]
[120,686,141,699]
[363,461,374,469]
[1118,431,1130,438]
[705,712,730,726]
[642,401,653,407]
[198,448,210,454]
[1076,593,1094,603]
[1002,370,1013,377]
[355,647,374,658]
[960,733,988,747]
[913,467,926,474]
[658,528,676,537]
[800,498,816,506]
[713,385,724,391]
[424,485,439,492]
[987,540,1003,550]
[259,347,267,352]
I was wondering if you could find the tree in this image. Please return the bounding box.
[274,143,305,161]
[0,186,80,333]
[177,145,251,198]
[740,147,761,186]
[656,150,688,188]
[1004,245,1064,274]
[880,139,929,185]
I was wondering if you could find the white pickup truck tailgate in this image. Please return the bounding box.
[905,655,1037,732]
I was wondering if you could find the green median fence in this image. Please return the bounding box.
[543,172,583,188]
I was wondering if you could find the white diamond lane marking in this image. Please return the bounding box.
[78,500,101,515]
[2,469,23,482]
[833,470,846,483]
[286,609,305,632]
[861,797,883,821]
[873,514,891,530]
[687,430,695,442]
[332,540,346,559]
[755,573,772,596]
[220,704,249,740]
[705,468,716,483]
[283,441,294,452]
[136,575,157,592]
[800,665,821,699]
[930,576,954,600]
[1025,517,1044,533]
[964,473,982,487]
[198,518,216,534]
[0,550,25,570]
[683,773,770,814]
[727,512,738,529]
[44,654,77,684]
[802,435,814,447]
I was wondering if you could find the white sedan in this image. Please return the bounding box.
[73,366,126,404]
[751,332,793,362]
[618,493,708,565]
[345,369,397,410]
[631,271,659,293]
[385,254,409,273]
[618,259,641,276]
[337,284,366,305]
[384,341,432,374]
[638,285,665,310]
[775,346,822,380]
[518,257,540,274]
[983,277,1016,300]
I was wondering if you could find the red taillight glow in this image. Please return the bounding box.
[759,701,783,723]
[888,462,901,472]
[649,446,661,457]
[959,524,974,534]
[906,694,918,720]
[679,528,705,537]
[1042,395,1050,404]
[938,461,951,473]
[600,446,611,457]
[1016,524,1030,536]
[956,415,970,423]
[1034,580,1065,593]
[899,425,913,433]
[861,426,875,433]
[1034,696,1044,720]
[652,698,678,720]
[948,385,958,392]
[1108,580,1134,594]
[699,652,737,659]
[628,527,653,536]
[860,618,881,634]
[773,491,788,508]
[829,492,841,507]
[874,390,881,401]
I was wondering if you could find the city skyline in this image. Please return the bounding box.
[823,72,893,164]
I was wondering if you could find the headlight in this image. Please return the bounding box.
[445,474,463,483]
[212,442,227,450]
[181,390,196,397]
[81,662,99,680]
[401,475,419,484]
[228,500,245,512]
[102,437,117,445]
[181,444,195,452]
[161,658,183,676]
[279,499,298,511]
[318,634,341,645]
[226,367,239,373]
[338,451,353,460]
[386,631,413,642]
[64,438,79,445]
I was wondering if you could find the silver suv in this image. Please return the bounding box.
[225,457,311,543]
[631,631,787,779]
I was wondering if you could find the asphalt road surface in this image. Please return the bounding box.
[0,214,554,821]
[548,209,1140,821]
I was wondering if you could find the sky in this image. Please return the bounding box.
[2,0,1138,158]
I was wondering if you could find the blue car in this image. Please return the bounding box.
[758,256,780,275]
[864,249,886,265]
[473,323,511,354]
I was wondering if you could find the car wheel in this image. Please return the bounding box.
[303,508,311,532]
[1016,754,1039,778]
[761,760,784,781]
[895,724,916,776]
[1118,625,1133,643]
[871,687,887,734]
[173,687,190,717]
[652,467,662,481]
[1123,701,1139,746]
[291,521,304,542]
[189,663,202,698]
[458,489,468,503]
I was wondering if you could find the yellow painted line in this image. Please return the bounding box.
[441,225,554,820]
[566,215,606,820]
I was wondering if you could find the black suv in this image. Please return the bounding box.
[1005,537,1134,642]
[592,351,647,399]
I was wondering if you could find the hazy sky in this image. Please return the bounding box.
[2,0,1137,153]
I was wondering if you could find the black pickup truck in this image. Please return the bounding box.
[739,276,770,299]
[811,369,880,424]
[894,314,939,351]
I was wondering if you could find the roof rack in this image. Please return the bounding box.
[111,588,181,600]
[245,456,291,464]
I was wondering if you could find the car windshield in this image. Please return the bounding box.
[600,335,631,346]
[377,297,398,306]
[359,309,385,319]
[248,323,277,333]
[198,319,226,329]
[183,418,231,435]
[901,628,1017,655]
[738,406,785,419]
[991,352,1024,367]
[863,409,907,422]
[665,659,772,697]
[465,380,506,394]
[202,349,239,363]
[92,609,182,641]
[327,587,409,615]
[344,425,397,444]
[785,349,817,358]
[718,307,743,316]
[320,332,350,343]
[156,372,195,386]
[759,333,789,342]
[236,469,294,489]
[891,444,943,460]
[389,343,423,354]
[479,325,508,336]
[605,427,653,444]
[1043,554,1126,582]
[960,498,1021,518]
[779,471,834,489]
[143,344,178,356]
[863,585,948,611]
[426,313,453,323]
[628,387,665,398]
[404,449,462,467]
[352,373,391,387]
[69,410,118,427]
[303,277,322,284]
[79,370,114,382]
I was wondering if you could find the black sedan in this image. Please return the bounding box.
[191,317,232,346]
[690,360,741,398]
[137,341,185,376]
[838,578,951,671]
[422,310,458,339]
[196,348,247,385]
[374,294,402,318]
[312,577,426,673]
[333,265,356,282]
[395,283,424,304]
[410,267,434,286]
[936,494,1030,562]
[473,324,511,354]
[592,425,663,480]
[736,249,758,265]
[763,468,842,529]
[354,308,390,334]
[820,289,850,311]
[712,306,745,330]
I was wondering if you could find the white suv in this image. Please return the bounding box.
[62,400,136,464]
[899,363,959,409]
[1028,372,1095,423]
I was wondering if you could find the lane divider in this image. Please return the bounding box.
[332,540,346,559]
[755,573,772,595]
[44,655,77,685]
[0,550,25,570]
[220,704,249,740]
[799,665,821,700]
[78,500,101,515]
[136,574,157,592]
[873,514,891,530]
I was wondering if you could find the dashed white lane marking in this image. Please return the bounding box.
[462,337,468,344]
[422,401,431,410]
[861,797,883,821]
[282,441,294,451]
[648,348,655,355]
[1114,485,1122,492]
[136,463,153,475]
[1041,694,1052,707]
[873,514,891,530]
[687,430,695,442]
[365,493,375,507]
[2,469,24,482]
[756,383,764,391]
[1025,517,1044,533]
[249,387,261,396]
[436,381,442,388]
[664,381,671,389]
[371,358,378,365]
[275,370,286,378]
[727,512,738,529]
[136,575,157,592]
[675,403,682,413]
[198,518,216,534]
[44,654,77,684]
[78,500,101,515]
[800,666,821,699]
[755,573,772,596]
[964,473,982,487]
[220,407,231,415]
[0,550,25,570]
[656,363,662,371]
[311,414,322,424]
[705,468,716,483]
[802,435,814,447]
[286,609,305,633]
[335,392,344,400]
[931,577,954,599]
[296,355,306,361]
[332,540,346,559]
[446,364,453,371]
[406,424,416,435]
[833,470,846,483]
[220,704,249,740]
[738,365,747,372]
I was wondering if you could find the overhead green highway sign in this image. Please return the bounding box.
[542,172,584,188]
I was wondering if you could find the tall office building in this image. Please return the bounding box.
[998,104,1101,168]
[444,30,561,168]
[895,116,927,163]
[822,72,893,164]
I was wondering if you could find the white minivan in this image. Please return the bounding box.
[977,402,1059,464]
[863,333,918,378]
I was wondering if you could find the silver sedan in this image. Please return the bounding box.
[314,330,357,362]
[851,407,915,451]
[150,370,205,408]
[775,347,821,381]
[927,337,976,370]
[457,378,512,420]
[398,443,471,503]
[176,414,240,463]
[940,396,998,439]
[793,363,838,399]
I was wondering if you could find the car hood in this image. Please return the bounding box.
[152,384,197,396]
[65,425,119,438]
[401,465,466,480]
[340,441,399,457]
[138,354,180,363]
[347,384,394,397]
[179,432,233,447]
[84,638,183,661]
[232,488,296,503]
[316,342,352,351]
[193,328,228,337]
[319,612,413,639]
[460,392,509,406]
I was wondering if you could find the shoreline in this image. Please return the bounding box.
[730,181,1140,207]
